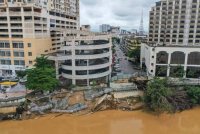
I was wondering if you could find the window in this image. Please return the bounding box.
[12,42,24,48]
[156,51,169,64]
[0,59,11,65]
[0,51,11,56]
[14,60,25,65]
[28,52,32,56]
[0,42,10,48]
[28,43,31,47]
[29,61,33,64]
[171,51,185,64]
[13,51,24,57]
[188,52,200,65]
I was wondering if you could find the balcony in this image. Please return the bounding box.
[0,12,7,16]
[0,20,7,23]
[62,61,110,70]
[11,26,22,29]
[62,70,111,80]
[23,12,32,16]
[9,12,21,16]
[34,12,41,16]
[0,31,8,34]
[34,20,42,23]
[0,26,8,29]
[10,19,22,22]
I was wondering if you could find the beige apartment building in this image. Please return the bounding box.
[149,0,200,45]
[0,0,79,77]
[141,0,200,79]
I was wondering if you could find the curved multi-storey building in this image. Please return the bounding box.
[49,29,113,86]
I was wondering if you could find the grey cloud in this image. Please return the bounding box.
[80,0,157,31]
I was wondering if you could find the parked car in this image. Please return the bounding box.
[115,68,121,72]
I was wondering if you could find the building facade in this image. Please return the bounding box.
[142,0,200,79]
[49,29,113,86]
[99,24,111,33]
[0,0,79,77]
[141,44,200,79]
[149,0,200,46]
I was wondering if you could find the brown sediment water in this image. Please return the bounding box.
[1,109,200,134]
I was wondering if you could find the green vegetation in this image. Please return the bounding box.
[112,37,120,44]
[128,47,140,63]
[26,56,59,92]
[143,78,173,114]
[34,55,53,69]
[170,66,185,78]
[112,46,116,54]
[143,78,194,114]
[186,86,200,105]
[16,71,27,79]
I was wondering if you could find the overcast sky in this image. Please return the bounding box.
[80,0,157,32]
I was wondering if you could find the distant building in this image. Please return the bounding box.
[99,24,121,35]
[110,26,120,34]
[131,29,137,34]
[81,25,91,31]
[121,29,127,35]
[99,24,111,33]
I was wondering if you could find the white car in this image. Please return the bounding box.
[115,64,120,68]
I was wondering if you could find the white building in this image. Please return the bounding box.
[49,29,113,86]
[141,43,200,79]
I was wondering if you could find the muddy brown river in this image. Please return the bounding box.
[0,108,200,134]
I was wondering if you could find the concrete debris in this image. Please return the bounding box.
[52,103,88,113]
[93,94,108,110]
[29,103,53,114]
[113,91,143,99]
[0,83,145,120]
[84,88,113,101]
[51,97,68,110]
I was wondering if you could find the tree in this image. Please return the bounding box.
[25,56,59,91]
[112,37,120,44]
[34,55,53,69]
[143,78,173,114]
[186,86,200,105]
[128,47,140,63]
[16,70,27,78]
[26,68,58,91]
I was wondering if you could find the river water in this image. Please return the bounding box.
[0,108,200,134]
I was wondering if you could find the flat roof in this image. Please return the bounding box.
[145,43,200,48]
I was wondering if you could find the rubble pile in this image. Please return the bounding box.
[0,78,146,120]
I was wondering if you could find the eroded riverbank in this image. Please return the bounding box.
[1,108,200,134]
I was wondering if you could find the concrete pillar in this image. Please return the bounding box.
[71,39,76,84]
[72,79,76,85]
[87,79,90,87]
[55,61,59,79]
[7,7,11,38]
[86,59,90,86]
[167,53,171,77]
[184,52,189,78]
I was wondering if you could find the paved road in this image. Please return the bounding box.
[114,44,135,74]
